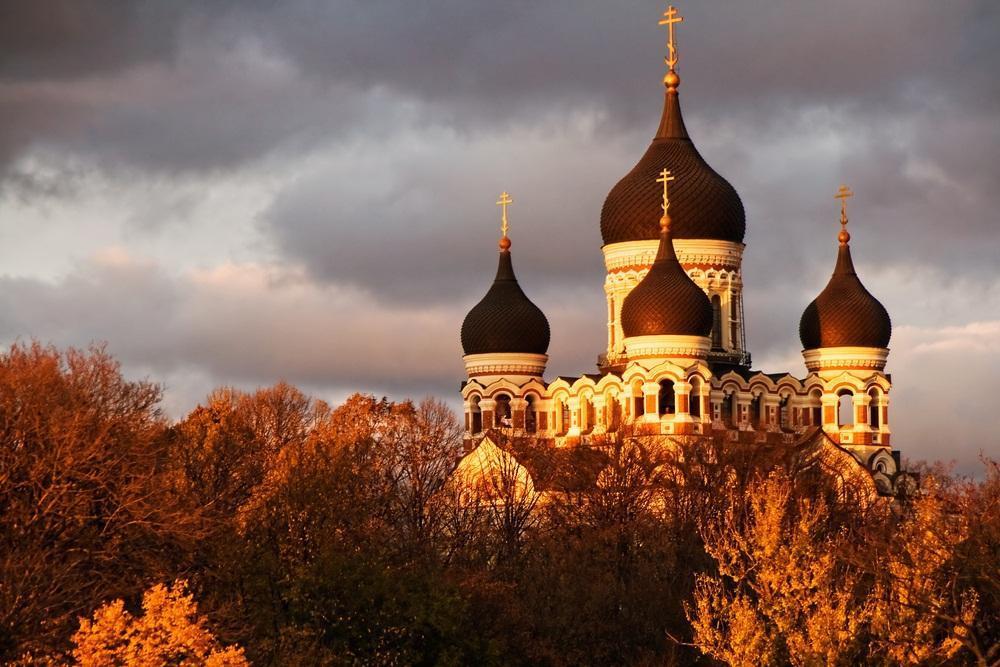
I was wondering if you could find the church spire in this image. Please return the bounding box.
[655,4,688,140]
[833,185,856,275]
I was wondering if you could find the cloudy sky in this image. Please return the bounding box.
[1,1,998,471]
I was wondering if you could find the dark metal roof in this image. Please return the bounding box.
[621,223,713,338]
[461,249,550,355]
[799,243,891,350]
[600,88,745,245]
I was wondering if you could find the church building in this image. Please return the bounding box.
[459,6,907,496]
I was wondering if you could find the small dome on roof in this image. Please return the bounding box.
[621,213,713,339]
[799,202,891,350]
[461,242,550,356]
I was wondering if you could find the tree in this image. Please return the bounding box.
[0,343,203,661]
[688,469,873,666]
[71,580,247,666]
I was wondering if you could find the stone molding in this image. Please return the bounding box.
[624,334,711,360]
[802,346,889,371]
[464,352,548,378]
[603,239,745,273]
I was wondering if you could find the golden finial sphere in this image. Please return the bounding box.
[499,236,511,251]
[838,229,850,245]
[664,70,680,88]
[660,213,672,232]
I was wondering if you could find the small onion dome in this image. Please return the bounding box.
[461,240,550,355]
[621,213,713,338]
[799,229,891,350]
[600,78,745,245]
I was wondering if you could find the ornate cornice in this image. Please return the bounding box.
[802,346,889,371]
[603,239,744,273]
[624,334,711,360]
[464,352,548,378]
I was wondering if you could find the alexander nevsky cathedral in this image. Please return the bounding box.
[459,7,909,496]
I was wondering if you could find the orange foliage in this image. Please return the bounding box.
[71,581,247,667]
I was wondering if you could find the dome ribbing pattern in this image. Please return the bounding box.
[621,215,713,338]
[799,238,891,350]
[600,88,745,245]
[461,248,550,355]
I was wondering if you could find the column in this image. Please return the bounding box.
[642,382,661,424]
[736,391,752,430]
[479,398,496,432]
[592,394,607,434]
[709,389,725,429]
[567,396,581,436]
[821,394,839,434]
[763,396,781,432]
[510,397,528,430]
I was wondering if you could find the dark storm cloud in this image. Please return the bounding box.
[0,1,184,81]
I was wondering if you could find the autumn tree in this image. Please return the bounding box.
[70,580,247,666]
[688,469,875,666]
[0,343,203,661]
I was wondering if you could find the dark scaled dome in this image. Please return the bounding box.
[799,233,891,350]
[621,214,713,338]
[600,84,745,245]
[461,243,550,355]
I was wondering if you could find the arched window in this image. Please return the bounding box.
[580,395,592,434]
[658,380,675,416]
[722,391,736,427]
[868,388,880,428]
[730,296,739,350]
[560,400,571,436]
[690,378,702,418]
[495,394,512,428]
[632,380,645,417]
[470,396,482,434]
[810,389,822,426]
[750,394,762,428]
[607,392,621,432]
[837,391,854,428]
[525,395,537,433]
[711,295,723,349]
[779,395,790,430]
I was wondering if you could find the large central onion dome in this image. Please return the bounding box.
[600,75,745,245]
[621,209,713,338]
[799,201,891,350]
[461,236,550,355]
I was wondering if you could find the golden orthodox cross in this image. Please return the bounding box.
[835,184,853,225]
[656,169,675,212]
[496,191,513,237]
[658,5,684,70]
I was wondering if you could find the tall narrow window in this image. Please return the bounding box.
[837,392,854,427]
[632,381,645,417]
[750,394,762,428]
[495,394,512,428]
[730,296,739,351]
[868,389,880,428]
[525,395,537,433]
[658,380,675,415]
[470,396,482,434]
[711,295,723,349]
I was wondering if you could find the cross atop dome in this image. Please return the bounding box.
[496,191,513,250]
[658,4,684,89]
[835,185,854,245]
[656,168,675,230]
